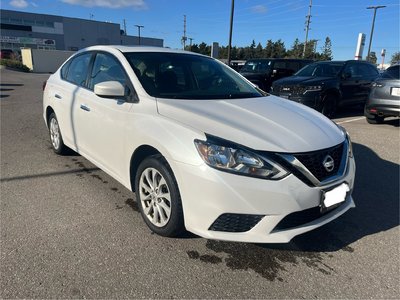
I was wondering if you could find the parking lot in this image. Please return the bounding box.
[1,69,399,298]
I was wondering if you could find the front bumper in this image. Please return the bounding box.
[170,156,356,243]
[272,91,321,110]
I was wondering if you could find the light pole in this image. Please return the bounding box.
[135,24,144,45]
[366,5,386,61]
[227,0,235,67]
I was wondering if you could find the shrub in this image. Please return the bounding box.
[0,59,30,72]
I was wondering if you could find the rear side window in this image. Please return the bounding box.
[344,63,378,78]
[359,64,379,77]
[382,65,400,79]
[285,61,300,72]
[65,53,92,87]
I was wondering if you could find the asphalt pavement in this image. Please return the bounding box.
[1,69,399,299]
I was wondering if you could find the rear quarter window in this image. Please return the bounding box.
[60,60,70,79]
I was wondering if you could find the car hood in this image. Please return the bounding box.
[156,95,344,153]
[275,76,335,86]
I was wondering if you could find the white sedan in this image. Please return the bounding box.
[43,45,355,243]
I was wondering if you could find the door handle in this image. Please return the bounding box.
[80,104,90,112]
[55,94,62,99]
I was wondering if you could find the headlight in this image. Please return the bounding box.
[304,85,322,93]
[194,139,289,180]
[337,125,353,158]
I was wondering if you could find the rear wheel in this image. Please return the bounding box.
[321,94,337,118]
[135,156,185,237]
[366,115,384,124]
[48,112,68,154]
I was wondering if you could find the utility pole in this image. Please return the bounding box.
[189,37,194,51]
[302,0,312,58]
[227,0,235,66]
[181,15,187,50]
[366,5,386,61]
[89,13,94,20]
[123,19,127,35]
[314,39,319,59]
[135,25,144,45]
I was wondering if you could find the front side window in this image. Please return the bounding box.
[88,53,126,90]
[65,53,92,87]
[124,52,263,100]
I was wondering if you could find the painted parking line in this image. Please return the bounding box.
[336,117,365,125]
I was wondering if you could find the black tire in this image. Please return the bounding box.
[321,94,337,118]
[366,115,384,124]
[48,112,68,155]
[135,155,185,237]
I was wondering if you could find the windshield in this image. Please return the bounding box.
[240,60,272,74]
[295,62,344,77]
[124,52,263,100]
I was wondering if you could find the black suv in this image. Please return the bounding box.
[240,58,312,92]
[271,60,379,117]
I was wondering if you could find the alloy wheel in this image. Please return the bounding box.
[49,117,60,150]
[139,167,172,227]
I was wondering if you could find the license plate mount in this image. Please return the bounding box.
[320,183,349,213]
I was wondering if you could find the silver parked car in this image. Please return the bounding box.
[365,65,400,124]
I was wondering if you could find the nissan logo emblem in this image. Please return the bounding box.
[323,155,335,172]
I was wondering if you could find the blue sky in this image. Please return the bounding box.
[2,0,399,61]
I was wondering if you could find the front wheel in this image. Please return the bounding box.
[48,112,68,154]
[135,156,185,237]
[321,94,337,118]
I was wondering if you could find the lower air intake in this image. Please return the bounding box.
[209,213,264,233]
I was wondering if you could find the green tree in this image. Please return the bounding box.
[255,42,264,58]
[390,51,400,65]
[272,39,286,58]
[321,37,333,61]
[264,39,274,57]
[198,42,211,56]
[368,51,377,64]
[286,38,302,58]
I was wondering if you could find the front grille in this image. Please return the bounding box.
[209,213,264,233]
[294,143,344,182]
[273,203,343,231]
[275,85,305,95]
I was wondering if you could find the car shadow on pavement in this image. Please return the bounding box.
[378,118,400,128]
[334,105,364,118]
[267,142,399,252]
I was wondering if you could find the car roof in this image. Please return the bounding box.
[246,58,312,62]
[81,45,204,56]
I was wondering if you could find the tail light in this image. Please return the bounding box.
[42,80,47,91]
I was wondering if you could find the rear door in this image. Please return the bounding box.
[340,62,366,105]
[48,52,94,151]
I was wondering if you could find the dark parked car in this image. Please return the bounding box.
[364,64,400,124]
[0,49,13,59]
[271,60,379,117]
[240,58,312,92]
